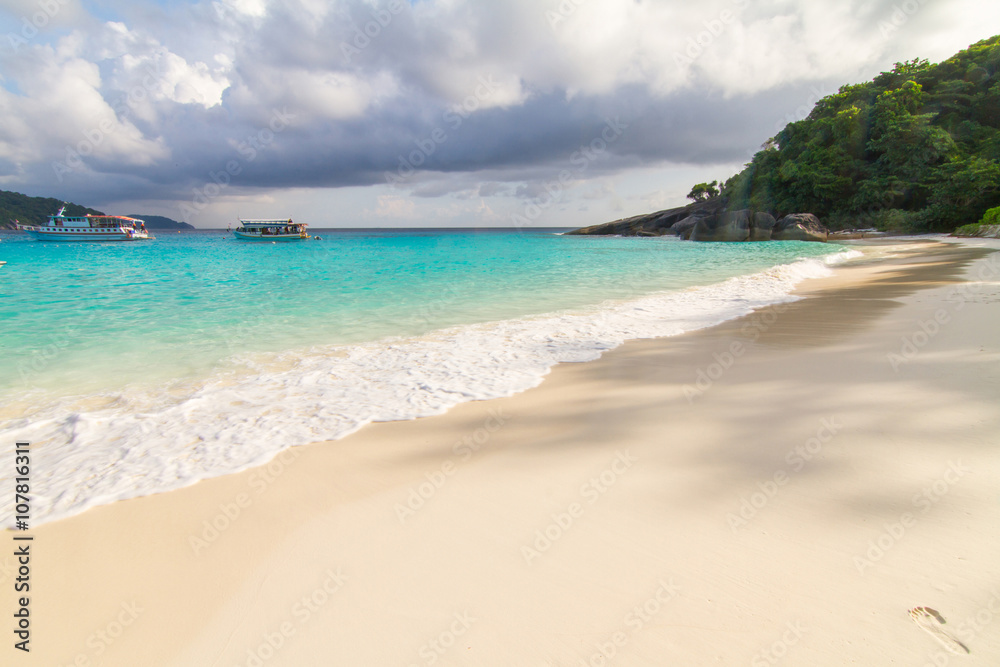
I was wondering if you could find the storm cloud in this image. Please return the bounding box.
[0,0,995,226]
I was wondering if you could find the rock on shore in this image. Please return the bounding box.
[566,199,726,237]
[566,200,829,242]
[771,214,828,242]
[689,210,778,242]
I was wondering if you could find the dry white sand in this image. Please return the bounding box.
[4,239,1000,666]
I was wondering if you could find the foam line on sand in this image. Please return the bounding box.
[5,239,1000,666]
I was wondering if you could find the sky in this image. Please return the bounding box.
[0,0,997,228]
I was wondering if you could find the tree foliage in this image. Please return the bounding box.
[719,37,1000,232]
[0,189,103,228]
[687,181,720,202]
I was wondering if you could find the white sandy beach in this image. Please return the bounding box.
[4,239,1000,666]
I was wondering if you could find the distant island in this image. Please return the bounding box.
[127,214,195,231]
[1,189,102,229]
[0,189,194,230]
[572,35,1000,240]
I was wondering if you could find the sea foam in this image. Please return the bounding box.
[0,249,862,527]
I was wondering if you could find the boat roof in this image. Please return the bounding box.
[239,219,307,227]
[86,214,144,222]
[50,212,144,222]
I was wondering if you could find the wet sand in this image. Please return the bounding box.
[6,239,1000,666]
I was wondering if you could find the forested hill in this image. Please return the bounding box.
[0,190,103,228]
[721,35,1000,232]
[0,190,194,230]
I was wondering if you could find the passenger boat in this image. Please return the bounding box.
[17,207,152,241]
[233,219,310,241]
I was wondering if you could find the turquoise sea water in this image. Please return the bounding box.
[0,228,854,525]
[1,229,837,395]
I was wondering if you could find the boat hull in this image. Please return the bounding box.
[21,229,150,241]
[233,231,310,241]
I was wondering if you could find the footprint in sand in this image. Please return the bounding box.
[908,607,970,656]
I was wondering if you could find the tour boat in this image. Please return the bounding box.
[17,207,152,241]
[233,219,310,241]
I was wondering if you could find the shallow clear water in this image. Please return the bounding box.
[0,227,854,525]
[1,229,836,395]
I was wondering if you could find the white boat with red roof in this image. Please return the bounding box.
[17,207,152,241]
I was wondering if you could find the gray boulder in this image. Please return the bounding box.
[773,214,828,242]
[690,209,751,242]
[566,199,726,236]
[669,214,707,239]
[687,209,776,242]
[749,212,777,241]
[566,204,829,243]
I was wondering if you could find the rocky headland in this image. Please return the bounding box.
[566,199,833,242]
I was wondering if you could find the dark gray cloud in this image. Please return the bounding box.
[0,0,996,221]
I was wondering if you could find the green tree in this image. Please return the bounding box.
[686,181,720,202]
[696,35,1000,231]
[924,157,1000,230]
